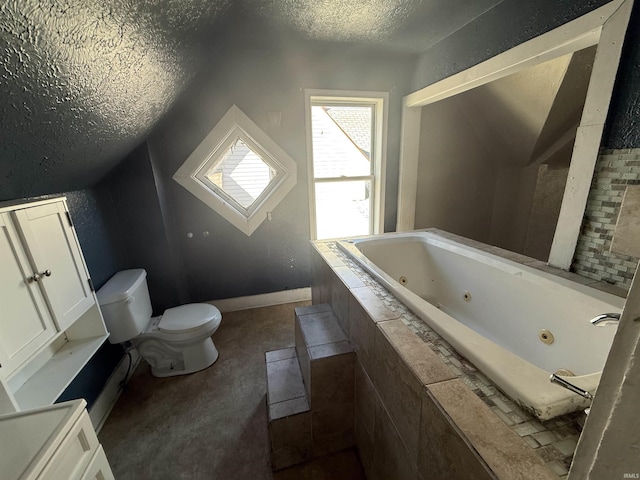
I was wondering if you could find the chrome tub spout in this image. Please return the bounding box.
[590,313,621,326]
[549,374,594,400]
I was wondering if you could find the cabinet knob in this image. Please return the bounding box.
[29,269,52,283]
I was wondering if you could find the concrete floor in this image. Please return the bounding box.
[99,301,366,480]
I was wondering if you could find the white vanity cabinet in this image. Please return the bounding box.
[0,197,109,414]
[0,399,115,480]
[13,201,97,332]
[0,212,57,377]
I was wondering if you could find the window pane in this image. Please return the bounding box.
[315,180,371,240]
[204,138,276,209]
[311,105,372,178]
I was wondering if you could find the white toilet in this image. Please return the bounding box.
[97,269,222,377]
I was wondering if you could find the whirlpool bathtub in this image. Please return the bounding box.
[338,231,624,420]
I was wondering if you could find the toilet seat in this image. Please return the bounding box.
[158,304,222,334]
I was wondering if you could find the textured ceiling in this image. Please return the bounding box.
[0,0,502,200]
[251,0,504,51]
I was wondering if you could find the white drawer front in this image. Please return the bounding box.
[40,412,98,480]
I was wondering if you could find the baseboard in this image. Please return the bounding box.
[89,349,141,433]
[210,287,311,313]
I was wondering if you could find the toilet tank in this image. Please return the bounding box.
[97,269,153,344]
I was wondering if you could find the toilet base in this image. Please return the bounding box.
[137,336,219,378]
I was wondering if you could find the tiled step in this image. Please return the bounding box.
[266,347,312,470]
[266,347,309,417]
[295,304,355,457]
[265,304,356,471]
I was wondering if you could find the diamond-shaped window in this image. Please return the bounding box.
[173,105,297,235]
[203,138,277,210]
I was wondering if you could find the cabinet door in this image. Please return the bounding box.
[13,202,95,332]
[0,213,57,375]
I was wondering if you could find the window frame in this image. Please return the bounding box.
[304,90,389,240]
[197,132,284,216]
[173,105,297,236]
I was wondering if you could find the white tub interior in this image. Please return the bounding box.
[338,231,625,419]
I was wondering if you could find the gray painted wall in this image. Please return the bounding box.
[602,1,640,149]
[146,44,414,303]
[103,144,183,314]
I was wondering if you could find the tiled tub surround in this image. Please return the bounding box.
[338,231,624,420]
[311,232,627,479]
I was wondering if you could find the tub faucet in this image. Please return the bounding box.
[590,313,621,326]
[549,374,594,400]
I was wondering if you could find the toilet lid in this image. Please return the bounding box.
[158,304,222,334]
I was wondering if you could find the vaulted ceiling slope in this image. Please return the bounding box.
[1,0,504,200]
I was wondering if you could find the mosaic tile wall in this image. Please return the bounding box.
[572,148,640,291]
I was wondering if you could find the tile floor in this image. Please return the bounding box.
[99,301,365,480]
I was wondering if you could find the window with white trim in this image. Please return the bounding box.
[306,91,388,240]
[173,105,297,236]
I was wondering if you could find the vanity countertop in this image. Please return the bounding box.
[0,399,86,480]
